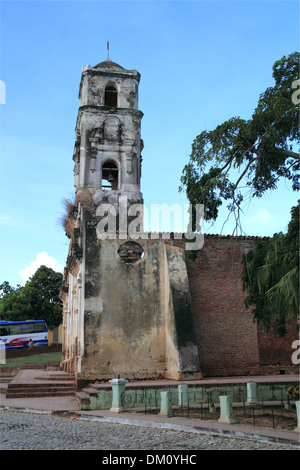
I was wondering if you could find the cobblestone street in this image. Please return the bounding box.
[0,409,298,451]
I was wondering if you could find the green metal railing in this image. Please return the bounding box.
[120,383,298,430]
[238,396,297,429]
[121,388,162,413]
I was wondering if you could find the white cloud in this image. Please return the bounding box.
[249,207,274,226]
[244,207,275,236]
[0,215,19,226]
[19,252,64,283]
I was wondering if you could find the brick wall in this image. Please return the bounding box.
[187,235,299,376]
[258,320,298,369]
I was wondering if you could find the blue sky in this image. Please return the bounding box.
[0,0,299,287]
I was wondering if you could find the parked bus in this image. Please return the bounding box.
[0,320,48,349]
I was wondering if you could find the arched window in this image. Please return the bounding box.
[104,85,118,107]
[101,161,118,190]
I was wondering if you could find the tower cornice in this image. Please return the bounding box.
[78,105,143,118]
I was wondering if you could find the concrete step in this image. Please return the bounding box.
[75,386,102,408]
[34,374,75,382]
[0,367,19,381]
[21,363,61,370]
[0,383,8,394]
[0,376,14,384]
[7,381,76,389]
[6,383,76,398]
[82,387,99,396]
[75,391,91,405]
[0,368,18,392]
[6,389,76,398]
[5,369,77,399]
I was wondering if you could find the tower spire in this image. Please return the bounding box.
[107,41,110,60]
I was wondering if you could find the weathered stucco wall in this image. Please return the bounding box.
[77,218,201,381]
[164,244,201,379]
[83,237,165,380]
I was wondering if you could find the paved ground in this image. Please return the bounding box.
[0,370,299,451]
[0,407,298,451]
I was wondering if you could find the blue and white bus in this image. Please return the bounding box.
[0,320,48,349]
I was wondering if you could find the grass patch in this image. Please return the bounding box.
[0,351,62,368]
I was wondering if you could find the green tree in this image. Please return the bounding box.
[242,202,299,336]
[0,281,21,298]
[0,266,63,329]
[179,52,299,225]
[179,52,300,334]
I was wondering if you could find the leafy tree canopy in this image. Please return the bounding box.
[0,266,63,330]
[180,52,299,224]
[242,202,299,337]
[0,281,21,297]
[180,52,300,336]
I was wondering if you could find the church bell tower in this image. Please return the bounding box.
[73,58,144,218]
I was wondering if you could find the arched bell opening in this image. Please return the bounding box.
[104,84,118,107]
[101,161,119,190]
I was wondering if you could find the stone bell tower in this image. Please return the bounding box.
[61,57,202,383]
[73,58,144,223]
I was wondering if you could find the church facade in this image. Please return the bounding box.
[60,59,298,383]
